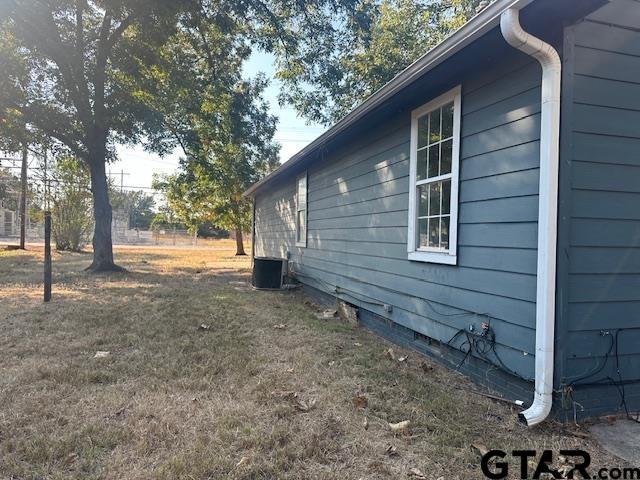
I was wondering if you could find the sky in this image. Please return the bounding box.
[110,50,327,193]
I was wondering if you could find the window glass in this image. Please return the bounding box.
[417,148,427,180]
[418,185,429,217]
[429,108,441,144]
[441,140,453,176]
[442,102,454,139]
[429,182,441,216]
[428,144,440,178]
[418,115,429,149]
[297,210,306,243]
[442,180,451,215]
[296,174,307,246]
[410,89,459,257]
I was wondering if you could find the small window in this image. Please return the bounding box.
[407,86,461,265]
[296,172,307,247]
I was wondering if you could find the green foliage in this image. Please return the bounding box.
[49,157,93,252]
[0,0,190,160]
[151,13,279,238]
[275,0,482,125]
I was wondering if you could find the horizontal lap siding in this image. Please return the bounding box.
[276,57,543,381]
[561,4,640,403]
[254,178,297,259]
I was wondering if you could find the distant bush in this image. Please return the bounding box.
[50,158,93,252]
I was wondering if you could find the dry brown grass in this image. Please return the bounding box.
[0,243,624,479]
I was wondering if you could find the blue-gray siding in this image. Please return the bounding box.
[254,0,640,418]
[255,48,545,387]
[558,0,640,414]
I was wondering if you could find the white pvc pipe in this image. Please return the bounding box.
[500,8,561,426]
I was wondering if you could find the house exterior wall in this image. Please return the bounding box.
[255,42,550,400]
[556,0,640,417]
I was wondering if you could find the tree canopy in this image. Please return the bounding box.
[275,0,482,125]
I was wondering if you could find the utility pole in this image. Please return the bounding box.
[19,145,27,249]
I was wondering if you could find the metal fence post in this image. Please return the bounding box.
[44,211,52,302]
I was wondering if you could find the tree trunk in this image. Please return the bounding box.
[235,228,246,256]
[86,155,123,272]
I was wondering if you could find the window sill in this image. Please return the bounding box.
[408,250,457,265]
[295,242,307,248]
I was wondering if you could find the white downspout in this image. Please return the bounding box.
[500,8,561,426]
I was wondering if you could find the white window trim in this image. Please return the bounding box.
[295,171,308,247]
[407,85,461,265]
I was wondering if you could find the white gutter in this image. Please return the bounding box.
[500,8,561,426]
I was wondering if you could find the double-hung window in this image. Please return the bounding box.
[296,172,307,247]
[407,86,461,265]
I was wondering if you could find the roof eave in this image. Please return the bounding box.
[243,0,534,198]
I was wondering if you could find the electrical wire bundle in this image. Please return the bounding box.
[564,328,640,423]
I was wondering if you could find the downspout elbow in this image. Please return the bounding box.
[500,8,561,427]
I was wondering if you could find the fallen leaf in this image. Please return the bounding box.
[272,390,297,400]
[315,309,337,320]
[385,445,398,457]
[294,397,317,413]
[389,420,410,434]
[353,342,362,347]
[384,348,396,361]
[63,452,78,466]
[352,394,368,409]
[235,456,249,468]
[94,351,110,358]
[567,429,590,439]
[398,355,408,363]
[420,361,433,373]
[285,367,295,374]
[272,324,287,329]
[471,443,489,459]
[328,361,336,367]
[363,417,369,430]
[557,456,577,477]
[407,467,427,479]
[198,324,211,331]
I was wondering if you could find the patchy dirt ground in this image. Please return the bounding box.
[0,243,628,479]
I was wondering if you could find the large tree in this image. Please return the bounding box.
[0,0,367,271]
[0,0,190,270]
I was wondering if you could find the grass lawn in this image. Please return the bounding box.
[0,242,624,479]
